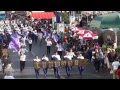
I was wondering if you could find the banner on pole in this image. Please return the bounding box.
[52,16,56,29]
[69,16,75,25]
[57,23,64,32]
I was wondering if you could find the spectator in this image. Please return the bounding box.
[112,59,120,79]
[4,63,14,77]
[116,65,120,79]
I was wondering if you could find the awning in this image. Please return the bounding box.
[31,12,55,19]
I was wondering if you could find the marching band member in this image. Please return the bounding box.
[33,55,41,78]
[21,35,26,46]
[63,51,72,77]
[28,37,33,52]
[18,45,28,55]
[56,43,64,59]
[19,52,26,72]
[68,49,76,59]
[77,53,85,76]
[51,52,61,78]
[41,54,49,77]
[45,38,52,55]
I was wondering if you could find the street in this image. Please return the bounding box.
[9,39,112,79]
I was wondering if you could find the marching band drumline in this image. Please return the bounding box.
[33,53,88,77]
[33,59,88,68]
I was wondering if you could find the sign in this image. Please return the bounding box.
[52,16,56,29]
[0,11,6,20]
[57,23,64,32]
[69,16,76,27]
[0,11,5,14]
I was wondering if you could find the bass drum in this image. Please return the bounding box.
[74,60,79,66]
[54,61,61,68]
[81,59,88,66]
[41,61,47,69]
[33,61,40,69]
[48,61,54,69]
[67,60,73,67]
[60,60,67,67]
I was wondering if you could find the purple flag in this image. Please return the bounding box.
[52,34,58,43]
[56,12,61,23]
[8,32,21,52]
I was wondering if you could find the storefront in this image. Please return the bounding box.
[0,11,6,20]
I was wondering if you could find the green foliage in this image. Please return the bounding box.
[102,45,112,51]
[115,46,120,52]
[61,12,70,24]
[102,45,120,52]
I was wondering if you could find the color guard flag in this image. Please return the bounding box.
[8,32,21,52]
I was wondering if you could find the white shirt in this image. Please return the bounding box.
[33,30,37,36]
[57,44,63,51]
[69,52,76,58]
[4,76,15,79]
[52,55,61,61]
[112,61,120,70]
[46,41,52,46]
[20,55,26,61]
[37,33,43,40]
[28,39,32,44]
[64,55,72,60]
[21,37,26,45]
[33,58,41,62]
[77,56,84,59]
[18,48,28,55]
[42,56,49,61]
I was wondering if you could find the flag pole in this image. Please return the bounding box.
[114,28,117,49]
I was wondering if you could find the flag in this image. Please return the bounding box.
[8,32,21,52]
[52,34,58,43]
[56,12,61,23]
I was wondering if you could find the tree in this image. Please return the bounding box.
[61,12,70,24]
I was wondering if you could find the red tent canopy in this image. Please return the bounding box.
[31,12,55,19]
